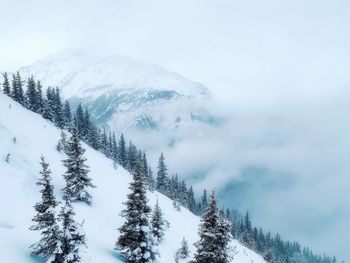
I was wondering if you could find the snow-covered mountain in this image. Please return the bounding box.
[0,93,265,262]
[18,49,216,131]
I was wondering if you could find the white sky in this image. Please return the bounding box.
[2,0,350,261]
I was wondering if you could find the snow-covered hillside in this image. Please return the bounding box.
[0,93,265,262]
[17,49,215,131]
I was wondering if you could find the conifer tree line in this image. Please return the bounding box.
[1,72,338,263]
[224,209,337,263]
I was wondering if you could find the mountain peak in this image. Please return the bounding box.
[19,49,210,100]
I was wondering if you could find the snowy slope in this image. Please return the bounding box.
[0,93,265,263]
[16,49,216,131]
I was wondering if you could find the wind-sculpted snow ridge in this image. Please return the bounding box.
[0,93,265,262]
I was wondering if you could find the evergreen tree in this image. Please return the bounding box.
[151,199,166,242]
[59,199,86,262]
[242,211,253,248]
[42,88,54,120]
[177,237,190,259]
[53,87,64,129]
[111,132,118,162]
[264,251,274,263]
[75,104,85,139]
[116,162,157,262]
[216,213,232,262]
[187,186,196,213]
[62,129,94,205]
[63,100,72,130]
[87,125,100,150]
[141,152,149,178]
[156,153,169,195]
[147,167,156,190]
[118,133,127,168]
[127,141,138,172]
[26,76,37,111]
[192,191,231,263]
[29,156,62,261]
[11,72,24,104]
[36,80,44,114]
[2,72,11,96]
[201,189,208,213]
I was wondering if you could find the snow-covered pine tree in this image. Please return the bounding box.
[192,191,232,263]
[11,72,24,104]
[127,141,138,172]
[29,156,63,262]
[75,104,85,139]
[2,72,11,96]
[141,152,149,178]
[42,87,54,121]
[87,125,100,150]
[147,167,156,190]
[156,153,169,196]
[216,212,233,262]
[111,131,118,163]
[242,211,253,248]
[36,80,44,114]
[201,189,208,213]
[151,199,166,242]
[62,129,95,205]
[25,76,38,111]
[116,162,158,262]
[187,186,196,213]
[118,133,127,168]
[192,191,220,263]
[57,131,68,153]
[177,237,190,259]
[53,87,64,129]
[59,199,87,262]
[263,250,274,263]
[63,100,72,131]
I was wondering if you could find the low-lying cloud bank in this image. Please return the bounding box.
[128,89,350,261]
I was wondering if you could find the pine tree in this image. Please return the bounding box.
[151,200,166,242]
[59,199,86,262]
[216,213,232,262]
[177,237,190,259]
[63,100,72,130]
[111,131,118,162]
[75,104,85,139]
[264,251,274,263]
[242,211,253,248]
[26,76,37,111]
[29,156,63,261]
[87,125,100,150]
[36,80,44,114]
[147,167,156,190]
[201,189,208,213]
[127,141,138,172]
[118,133,127,168]
[53,87,64,129]
[42,88,54,121]
[62,129,94,205]
[192,191,231,263]
[187,186,196,213]
[156,153,169,195]
[2,72,11,96]
[116,162,158,262]
[11,72,24,104]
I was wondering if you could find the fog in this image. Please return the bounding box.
[1,0,350,260]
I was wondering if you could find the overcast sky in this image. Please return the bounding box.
[2,0,350,261]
